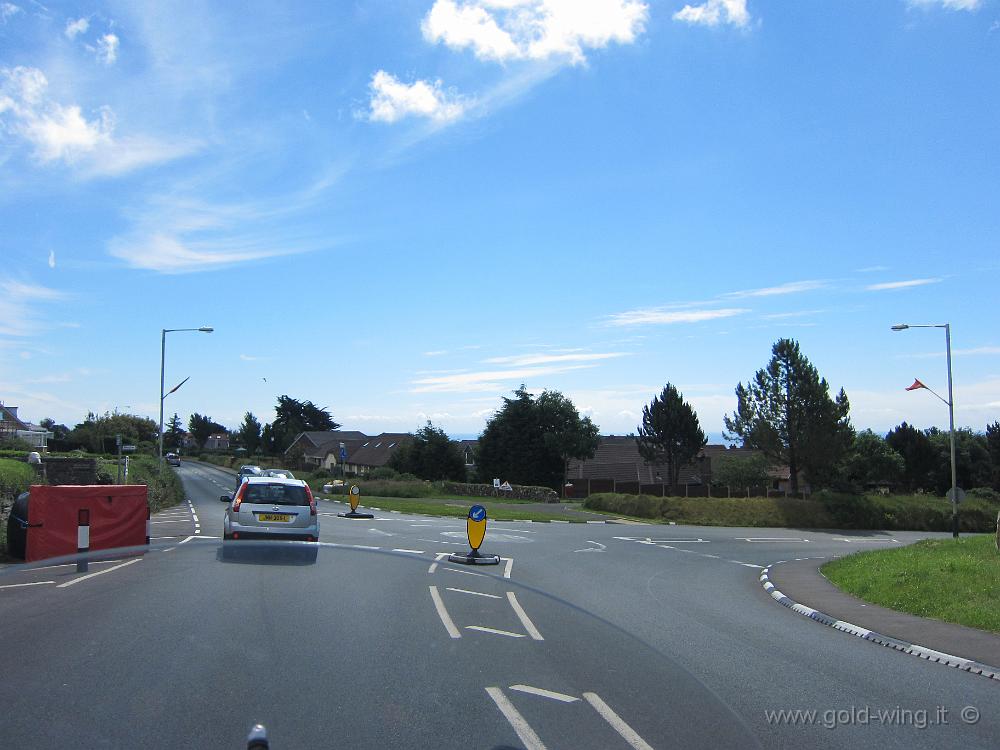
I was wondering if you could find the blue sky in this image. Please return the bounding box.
[1,0,998,441]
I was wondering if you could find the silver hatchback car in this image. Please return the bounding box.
[222,476,319,542]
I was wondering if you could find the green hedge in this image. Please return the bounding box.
[583,491,1000,532]
[126,456,185,513]
[0,459,37,501]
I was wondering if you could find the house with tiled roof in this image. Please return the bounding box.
[0,403,53,450]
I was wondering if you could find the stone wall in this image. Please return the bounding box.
[440,481,559,503]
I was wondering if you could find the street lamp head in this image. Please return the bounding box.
[891,324,909,331]
[199,326,214,333]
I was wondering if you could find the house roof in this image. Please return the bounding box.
[344,433,410,468]
[0,404,30,432]
[566,436,708,484]
[287,430,368,456]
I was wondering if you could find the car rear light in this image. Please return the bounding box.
[232,484,246,513]
[305,484,316,516]
[232,532,239,540]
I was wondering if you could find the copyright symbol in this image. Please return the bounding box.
[961,706,980,725]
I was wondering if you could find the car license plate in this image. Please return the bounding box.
[258,513,291,522]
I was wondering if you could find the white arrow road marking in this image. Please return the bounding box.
[583,692,654,750]
[428,551,449,574]
[509,685,579,703]
[502,557,513,579]
[466,626,525,638]
[837,538,900,543]
[486,687,547,750]
[368,528,394,536]
[736,537,810,542]
[429,585,461,639]
[574,540,607,552]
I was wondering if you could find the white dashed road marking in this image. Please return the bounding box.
[509,685,579,703]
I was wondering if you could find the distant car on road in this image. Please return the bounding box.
[262,468,296,479]
[166,453,181,467]
[222,476,318,541]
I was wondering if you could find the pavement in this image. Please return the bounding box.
[0,461,997,750]
[765,558,1000,672]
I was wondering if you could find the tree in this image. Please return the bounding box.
[987,421,1000,490]
[40,418,72,450]
[723,338,852,493]
[711,453,771,495]
[635,384,706,487]
[234,412,262,455]
[476,386,599,491]
[843,430,904,490]
[269,395,340,453]
[188,413,227,450]
[926,428,992,494]
[164,413,184,452]
[68,411,159,454]
[885,422,938,492]
[389,422,466,481]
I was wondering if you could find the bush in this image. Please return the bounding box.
[968,487,1000,503]
[369,467,400,480]
[312,467,331,479]
[0,459,37,501]
[128,456,185,513]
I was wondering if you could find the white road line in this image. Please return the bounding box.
[352,545,381,550]
[485,687,547,750]
[429,585,461,639]
[583,693,654,750]
[509,685,579,703]
[737,537,810,543]
[507,592,544,640]
[442,566,488,578]
[502,557,513,579]
[150,520,188,524]
[421,539,466,546]
[702,554,720,559]
[12,559,123,572]
[466,625,525,638]
[162,547,177,553]
[179,535,196,544]
[428,552,449,574]
[574,540,607,552]
[0,580,55,590]
[392,548,424,554]
[731,561,766,568]
[837,538,900,543]
[57,558,141,588]
[369,528,394,536]
[446,587,501,599]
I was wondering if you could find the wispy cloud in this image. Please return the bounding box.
[673,0,751,28]
[64,17,88,38]
[760,309,827,320]
[92,33,120,65]
[866,277,942,291]
[47,249,56,268]
[411,364,595,393]
[722,280,827,299]
[0,280,68,337]
[899,346,1000,359]
[605,306,748,327]
[856,265,889,273]
[483,352,629,367]
[906,0,982,11]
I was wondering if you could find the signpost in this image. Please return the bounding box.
[449,505,500,565]
[338,484,374,519]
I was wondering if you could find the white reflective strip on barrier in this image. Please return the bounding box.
[77,525,90,549]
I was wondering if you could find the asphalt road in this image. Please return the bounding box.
[1,462,996,749]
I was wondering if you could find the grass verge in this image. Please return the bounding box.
[319,495,593,522]
[821,535,1000,634]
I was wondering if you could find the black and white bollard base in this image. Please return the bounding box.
[338,510,375,519]
[448,548,500,565]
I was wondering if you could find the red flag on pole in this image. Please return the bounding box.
[905,379,927,391]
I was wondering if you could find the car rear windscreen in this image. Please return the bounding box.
[243,484,309,506]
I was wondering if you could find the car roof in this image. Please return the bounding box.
[243,476,306,486]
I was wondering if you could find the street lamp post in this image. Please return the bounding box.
[891,323,959,538]
[159,327,214,466]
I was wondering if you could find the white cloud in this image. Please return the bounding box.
[422,0,648,65]
[367,70,467,123]
[722,280,826,298]
[108,233,308,274]
[866,277,942,291]
[605,306,749,327]
[65,17,88,38]
[0,66,200,174]
[907,0,982,11]
[1,3,20,23]
[483,352,629,366]
[856,265,889,273]
[94,33,120,65]
[673,0,750,28]
[900,346,1000,359]
[47,250,55,268]
[760,309,826,320]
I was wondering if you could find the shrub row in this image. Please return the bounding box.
[128,456,185,513]
[583,491,1000,532]
[0,459,37,502]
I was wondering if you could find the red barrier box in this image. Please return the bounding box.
[25,485,148,562]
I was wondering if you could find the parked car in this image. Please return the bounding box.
[165,453,181,467]
[221,476,318,541]
[262,468,295,479]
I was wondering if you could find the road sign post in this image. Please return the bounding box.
[449,505,500,565]
[338,484,374,519]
